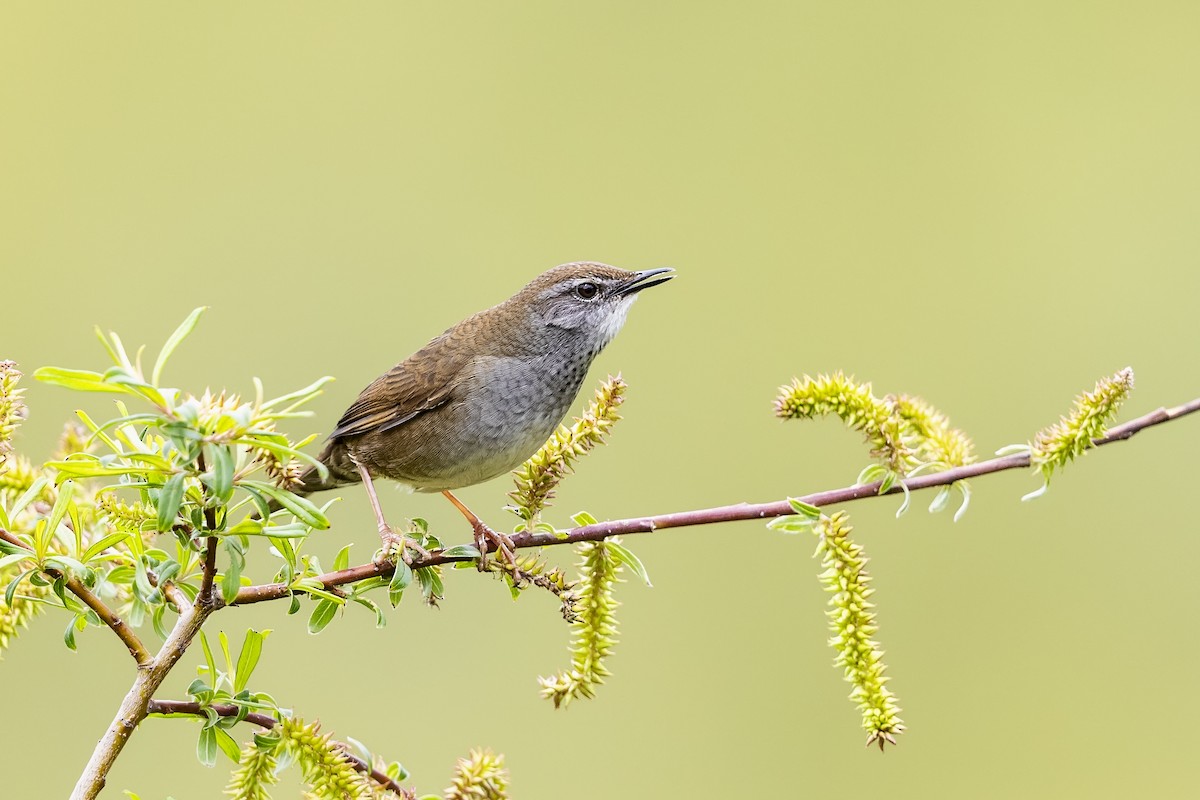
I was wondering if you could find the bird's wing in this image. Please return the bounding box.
[328,331,472,441]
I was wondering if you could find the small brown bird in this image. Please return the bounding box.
[289,262,674,563]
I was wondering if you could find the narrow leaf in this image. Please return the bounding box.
[8,476,48,520]
[234,629,268,693]
[33,367,129,394]
[152,307,206,386]
[82,531,132,564]
[196,726,218,768]
[308,598,339,634]
[786,497,822,519]
[607,541,652,586]
[239,481,329,529]
[156,474,185,532]
[213,726,241,763]
[388,561,412,607]
[332,544,351,572]
[439,544,481,560]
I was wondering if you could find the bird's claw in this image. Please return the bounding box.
[472,522,517,571]
[375,525,430,568]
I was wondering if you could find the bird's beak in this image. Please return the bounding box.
[617,267,675,297]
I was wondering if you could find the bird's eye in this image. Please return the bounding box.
[574,282,600,300]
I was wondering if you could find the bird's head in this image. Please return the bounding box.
[516,262,674,350]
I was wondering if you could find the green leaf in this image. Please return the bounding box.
[260,376,335,412]
[5,569,32,605]
[63,614,84,651]
[928,486,952,514]
[43,480,76,553]
[766,515,818,534]
[104,369,170,409]
[44,554,88,578]
[0,552,31,571]
[199,631,218,684]
[332,544,351,572]
[213,726,241,763]
[1021,482,1049,502]
[82,531,132,564]
[221,539,245,606]
[151,603,170,640]
[206,444,234,502]
[239,481,329,529]
[46,457,155,479]
[439,544,481,560]
[571,510,599,527]
[953,482,972,523]
[388,561,412,607]
[352,596,387,628]
[894,480,912,519]
[0,535,29,556]
[152,307,206,386]
[196,726,218,768]
[856,463,887,486]
[8,476,47,520]
[308,598,339,634]
[33,367,129,394]
[786,497,822,519]
[414,566,443,605]
[132,556,158,603]
[606,541,652,586]
[156,473,186,533]
[234,629,269,693]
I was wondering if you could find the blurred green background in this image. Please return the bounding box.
[3,2,1199,797]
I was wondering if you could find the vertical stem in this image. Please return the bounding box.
[70,602,214,800]
[198,534,218,605]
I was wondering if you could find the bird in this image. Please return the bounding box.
[284,261,674,565]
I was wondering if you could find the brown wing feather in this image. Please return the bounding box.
[328,330,473,441]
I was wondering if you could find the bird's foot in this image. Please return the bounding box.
[374,525,431,567]
[472,522,517,571]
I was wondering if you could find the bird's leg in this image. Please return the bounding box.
[354,460,429,566]
[441,490,517,569]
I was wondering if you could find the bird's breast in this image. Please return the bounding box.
[363,351,593,491]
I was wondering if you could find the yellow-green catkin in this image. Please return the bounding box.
[225,741,279,800]
[444,748,509,800]
[509,376,626,522]
[816,512,904,749]
[538,540,622,708]
[280,717,370,800]
[0,576,47,658]
[892,394,974,468]
[1031,367,1134,481]
[774,373,913,474]
[0,361,48,657]
[0,361,25,474]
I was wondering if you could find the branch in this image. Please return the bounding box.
[0,527,152,666]
[72,602,215,799]
[232,396,1200,606]
[197,452,219,607]
[198,534,218,608]
[146,700,411,798]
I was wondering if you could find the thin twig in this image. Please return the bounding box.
[232,396,1200,606]
[146,700,412,798]
[0,527,152,666]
